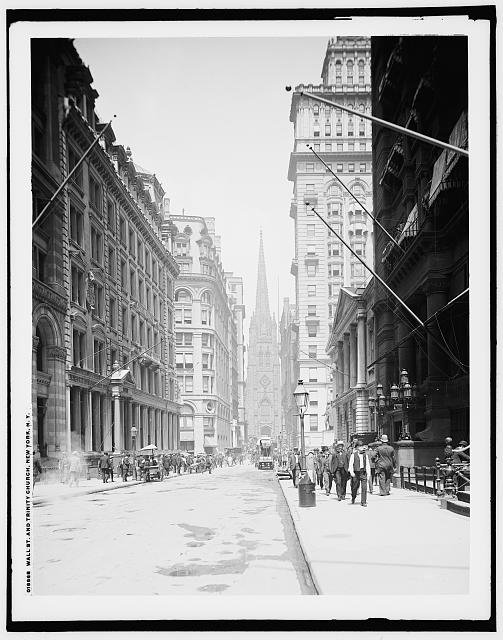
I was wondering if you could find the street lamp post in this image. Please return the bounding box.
[293,379,316,508]
[131,425,137,480]
[390,370,416,440]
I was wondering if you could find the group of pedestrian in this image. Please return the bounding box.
[288,435,396,507]
[57,451,82,487]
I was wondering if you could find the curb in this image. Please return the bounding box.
[276,475,321,596]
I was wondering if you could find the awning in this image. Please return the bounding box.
[429,111,467,204]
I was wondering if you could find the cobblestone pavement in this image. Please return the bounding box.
[33,465,316,596]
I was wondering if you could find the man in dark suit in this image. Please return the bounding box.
[288,448,301,487]
[349,441,371,507]
[330,440,349,500]
[321,446,333,496]
[375,434,396,496]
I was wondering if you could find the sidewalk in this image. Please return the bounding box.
[278,477,469,595]
[33,476,144,506]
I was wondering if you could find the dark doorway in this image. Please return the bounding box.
[37,397,47,457]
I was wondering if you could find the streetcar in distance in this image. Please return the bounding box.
[256,436,274,470]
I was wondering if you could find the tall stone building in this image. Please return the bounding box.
[225,274,246,447]
[371,36,468,447]
[245,234,281,442]
[32,39,180,459]
[288,36,373,448]
[279,297,299,450]
[167,211,241,453]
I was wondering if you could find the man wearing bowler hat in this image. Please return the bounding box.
[330,440,349,500]
[375,434,396,496]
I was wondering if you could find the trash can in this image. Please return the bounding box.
[298,472,316,507]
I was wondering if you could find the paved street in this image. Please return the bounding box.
[33,464,316,596]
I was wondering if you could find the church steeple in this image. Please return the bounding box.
[255,231,270,317]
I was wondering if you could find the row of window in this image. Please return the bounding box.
[177,375,215,394]
[70,204,163,285]
[310,141,367,153]
[175,290,212,305]
[305,261,366,280]
[175,307,212,326]
[305,162,367,174]
[313,121,367,138]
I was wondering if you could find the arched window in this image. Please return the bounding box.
[313,104,319,116]
[328,184,342,198]
[36,327,45,372]
[175,289,192,303]
[358,60,365,85]
[347,60,354,82]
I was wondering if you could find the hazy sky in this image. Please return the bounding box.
[74,36,329,334]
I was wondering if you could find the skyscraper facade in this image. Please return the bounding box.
[288,36,373,448]
[245,234,281,442]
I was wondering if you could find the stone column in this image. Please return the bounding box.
[343,333,350,392]
[336,341,344,397]
[65,386,72,453]
[357,311,367,387]
[113,390,121,452]
[349,324,357,388]
[46,345,66,454]
[103,396,112,451]
[84,391,92,452]
[425,280,449,379]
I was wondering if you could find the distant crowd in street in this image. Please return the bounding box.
[54,449,247,486]
[286,435,397,507]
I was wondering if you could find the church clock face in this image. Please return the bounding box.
[260,374,270,389]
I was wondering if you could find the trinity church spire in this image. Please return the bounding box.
[255,231,270,317]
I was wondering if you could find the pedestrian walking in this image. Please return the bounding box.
[321,446,333,496]
[349,441,371,507]
[288,448,301,487]
[98,452,110,483]
[306,450,316,483]
[330,440,349,500]
[374,434,396,496]
[314,449,324,490]
[68,451,81,487]
[58,453,69,484]
[206,454,213,474]
[120,454,131,481]
[367,444,378,493]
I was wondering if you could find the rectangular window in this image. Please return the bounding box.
[314,126,320,137]
[131,314,137,342]
[70,205,83,245]
[307,326,317,337]
[352,263,365,277]
[68,147,83,187]
[309,414,318,431]
[305,184,315,193]
[306,163,314,173]
[359,142,366,151]
[72,329,86,367]
[185,376,193,393]
[336,125,342,136]
[71,265,84,305]
[109,297,117,329]
[336,143,343,152]
[307,224,315,238]
[107,201,115,229]
[360,163,366,173]
[308,305,316,316]
[307,285,316,297]
[184,353,193,369]
[203,376,209,393]
[93,338,105,374]
[129,229,135,257]
[314,143,320,152]
[175,308,182,324]
[145,251,151,275]
[336,163,343,172]
[309,391,318,407]
[348,163,355,173]
[119,216,127,245]
[32,245,47,283]
[201,309,208,325]
[176,353,184,369]
[307,263,317,277]
[202,332,210,347]
[184,333,193,346]
[202,352,210,369]
[93,283,104,318]
[90,226,103,264]
[176,332,183,346]
[130,269,136,297]
[306,244,316,256]
[325,124,331,136]
[308,345,317,359]
[309,367,318,382]
[184,308,192,325]
[107,248,115,278]
[122,306,128,336]
[137,239,143,266]
[138,278,144,305]
[120,260,127,289]
[325,143,332,152]
[89,175,101,212]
